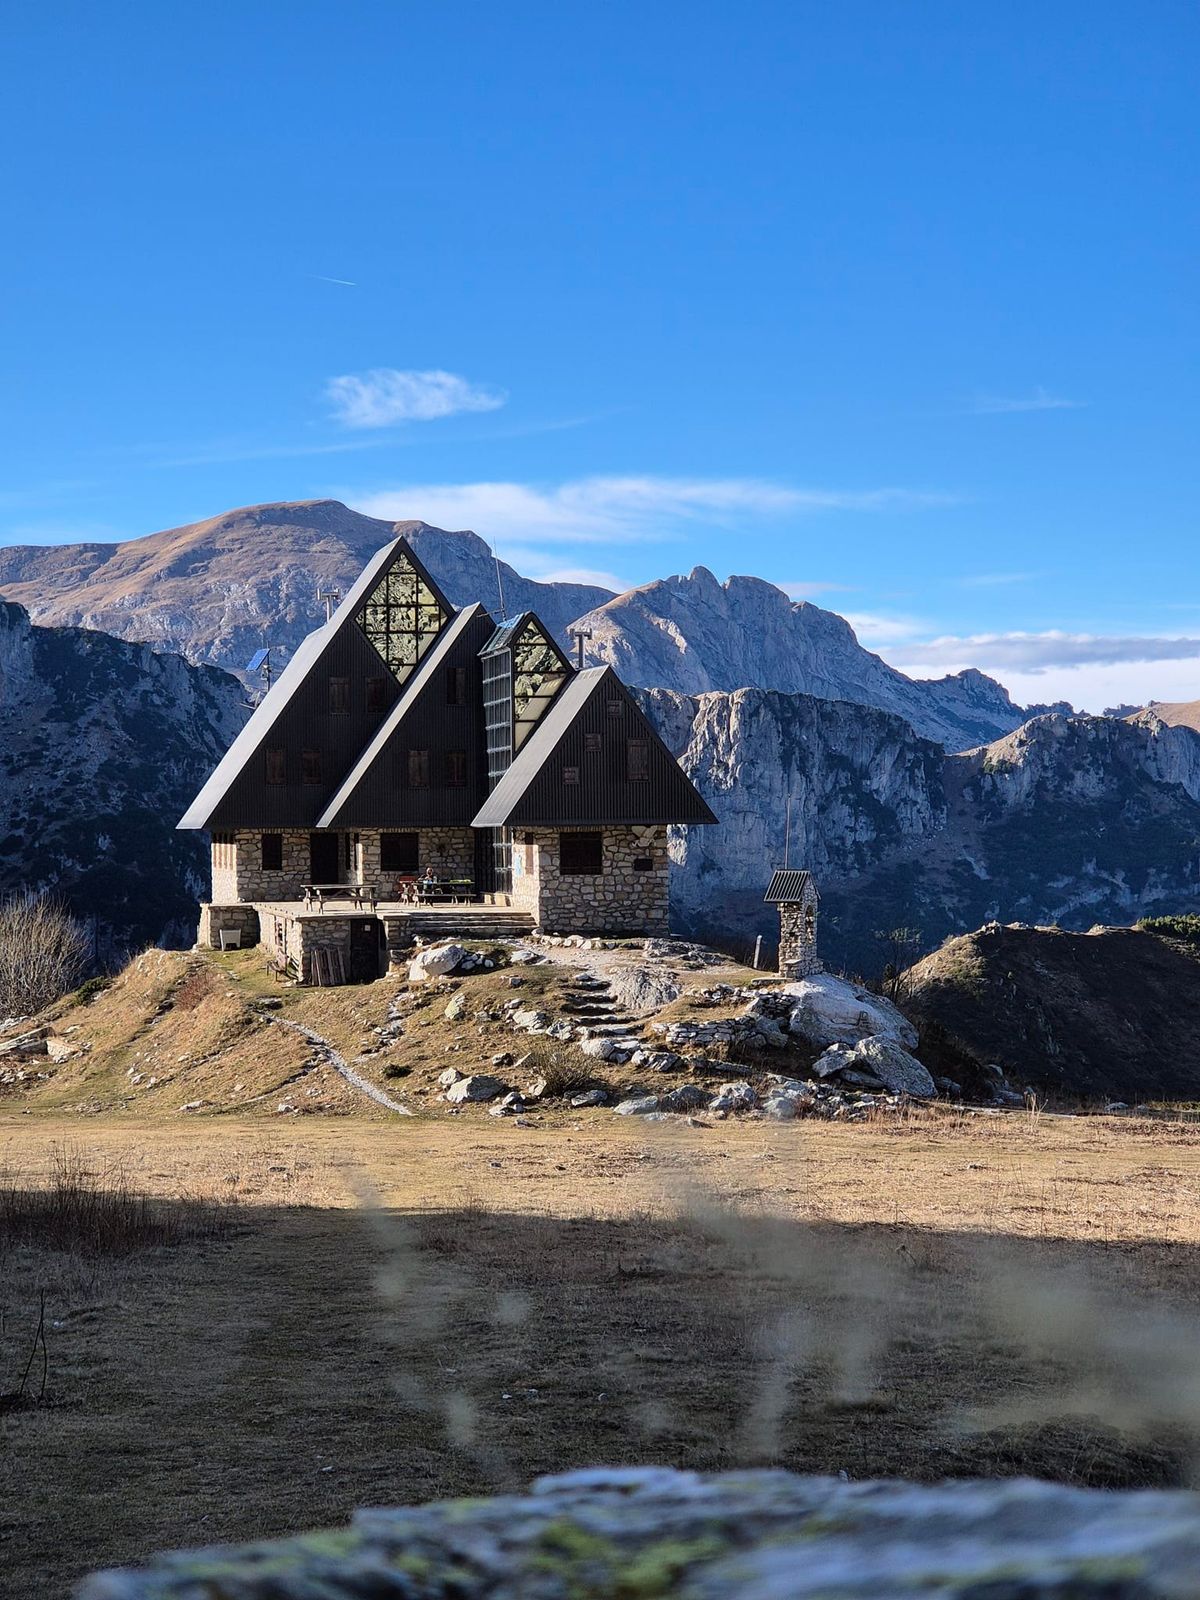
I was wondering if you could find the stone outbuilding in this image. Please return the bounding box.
[764,869,821,979]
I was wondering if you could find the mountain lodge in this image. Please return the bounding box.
[178,538,716,981]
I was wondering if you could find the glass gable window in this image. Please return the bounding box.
[355,551,449,684]
[512,618,570,752]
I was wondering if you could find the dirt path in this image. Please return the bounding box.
[272,1015,413,1115]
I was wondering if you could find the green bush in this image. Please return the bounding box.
[1137,914,1200,947]
[71,975,112,1006]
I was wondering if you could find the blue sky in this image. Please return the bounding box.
[2,2,1197,708]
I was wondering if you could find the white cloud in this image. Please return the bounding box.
[882,630,1200,714]
[326,368,507,428]
[843,611,931,647]
[967,386,1085,415]
[349,475,952,545]
[888,631,1200,674]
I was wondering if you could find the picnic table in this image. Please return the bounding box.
[415,877,475,905]
[301,882,380,912]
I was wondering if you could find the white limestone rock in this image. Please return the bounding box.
[444,1074,507,1104]
[408,943,465,982]
[814,1033,937,1099]
[786,974,918,1050]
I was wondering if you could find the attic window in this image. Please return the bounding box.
[445,750,467,787]
[563,765,580,785]
[355,550,448,684]
[446,666,468,705]
[302,749,322,785]
[607,699,623,719]
[328,676,350,714]
[265,748,286,785]
[365,676,387,713]
[626,738,650,782]
[407,749,430,788]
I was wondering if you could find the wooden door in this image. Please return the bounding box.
[309,831,340,883]
[348,918,381,983]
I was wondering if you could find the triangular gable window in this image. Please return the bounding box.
[355,551,449,684]
[512,618,570,751]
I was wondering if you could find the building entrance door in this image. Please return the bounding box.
[348,918,382,983]
[309,831,340,883]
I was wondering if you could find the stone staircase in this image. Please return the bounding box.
[558,973,642,1044]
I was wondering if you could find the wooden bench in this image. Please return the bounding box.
[301,883,380,912]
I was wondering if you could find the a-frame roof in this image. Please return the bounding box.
[178,537,452,830]
[471,666,717,829]
[316,603,491,828]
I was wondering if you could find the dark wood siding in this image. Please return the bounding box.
[206,612,402,828]
[505,673,717,826]
[326,611,494,827]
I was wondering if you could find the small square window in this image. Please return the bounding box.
[265,748,286,785]
[381,832,419,874]
[408,749,430,787]
[261,833,283,872]
[560,831,603,875]
[606,699,623,719]
[302,749,322,785]
[365,676,387,713]
[328,676,350,714]
[584,731,602,754]
[562,765,580,785]
[633,856,654,872]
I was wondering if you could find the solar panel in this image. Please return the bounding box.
[246,648,270,672]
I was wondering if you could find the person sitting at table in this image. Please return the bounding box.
[420,866,438,891]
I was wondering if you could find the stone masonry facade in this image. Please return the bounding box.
[778,892,822,979]
[510,825,670,934]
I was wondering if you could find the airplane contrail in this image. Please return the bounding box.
[311,274,357,287]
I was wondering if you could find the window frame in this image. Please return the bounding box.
[407,748,430,788]
[380,832,420,874]
[264,747,286,786]
[626,737,651,783]
[445,749,467,787]
[328,675,351,715]
[301,748,323,786]
[365,675,388,713]
[559,830,604,876]
[261,832,283,872]
[446,665,468,706]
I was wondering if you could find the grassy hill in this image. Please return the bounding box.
[904,923,1200,1102]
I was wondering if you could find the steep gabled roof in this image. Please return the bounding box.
[764,870,818,904]
[178,537,450,830]
[471,666,717,829]
[316,603,491,827]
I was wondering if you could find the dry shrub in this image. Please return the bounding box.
[522,1044,598,1099]
[0,891,90,1018]
[0,1146,234,1257]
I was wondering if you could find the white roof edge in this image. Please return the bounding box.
[470,667,609,829]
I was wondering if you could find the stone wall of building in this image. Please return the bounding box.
[197,903,261,950]
[211,830,314,902]
[778,893,822,978]
[358,827,475,892]
[512,825,670,935]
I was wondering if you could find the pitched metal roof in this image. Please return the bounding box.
[471,666,717,829]
[480,613,534,655]
[315,603,490,828]
[764,869,817,904]
[177,537,438,831]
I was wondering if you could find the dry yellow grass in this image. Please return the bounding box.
[4,1108,1200,1596]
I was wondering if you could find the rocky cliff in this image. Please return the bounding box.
[639,689,1200,970]
[0,500,614,679]
[0,601,247,954]
[575,568,1060,750]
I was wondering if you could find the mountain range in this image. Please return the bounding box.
[0,499,1062,751]
[2,497,1196,965]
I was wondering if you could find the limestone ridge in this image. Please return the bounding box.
[0,500,615,679]
[0,600,247,953]
[571,568,1067,751]
[638,687,1200,968]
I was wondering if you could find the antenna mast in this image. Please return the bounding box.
[491,541,507,619]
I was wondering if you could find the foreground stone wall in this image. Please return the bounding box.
[196,903,260,950]
[79,1466,1200,1598]
[511,826,670,935]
